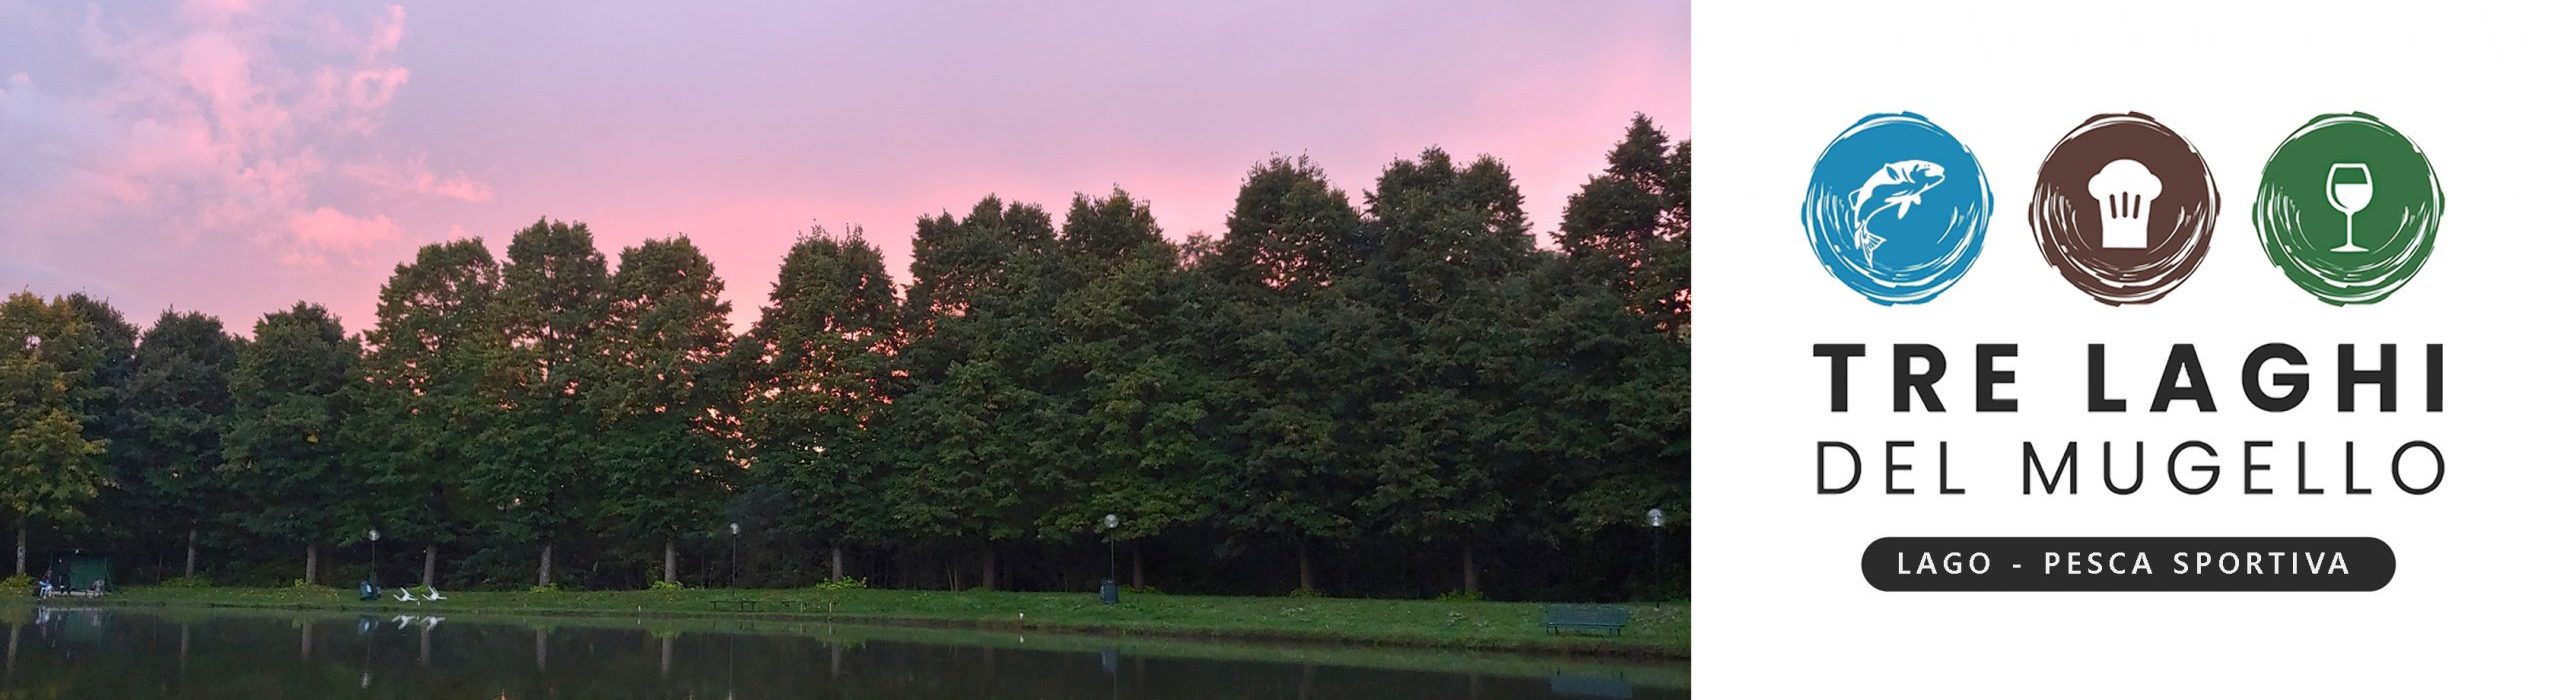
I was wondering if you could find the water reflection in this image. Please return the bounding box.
[0,605,1684,698]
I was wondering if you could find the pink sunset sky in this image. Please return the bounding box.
[1,1,1690,333]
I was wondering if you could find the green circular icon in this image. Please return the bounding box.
[2252,113,2442,305]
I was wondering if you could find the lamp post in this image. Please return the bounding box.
[728,522,741,588]
[1102,513,1120,605]
[1646,508,1665,602]
[367,529,381,585]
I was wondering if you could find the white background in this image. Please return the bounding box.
[1693,1,2554,695]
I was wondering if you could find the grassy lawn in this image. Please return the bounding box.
[91,585,1688,658]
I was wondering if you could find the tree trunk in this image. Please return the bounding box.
[1131,546,1146,590]
[1295,539,1313,593]
[831,544,844,582]
[538,543,554,587]
[304,543,318,585]
[979,542,996,590]
[423,544,439,589]
[1461,543,1479,597]
[535,628,548,672]
[662,539,677,585]
[13,520,25,577]
[184,529,199,580]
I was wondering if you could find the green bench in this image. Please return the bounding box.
[1540,605,1632,636]
[709,598,761,612]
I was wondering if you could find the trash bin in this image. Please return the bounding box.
[1099,578,1119,605]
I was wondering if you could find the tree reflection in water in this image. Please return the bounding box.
[0,607,1686,698]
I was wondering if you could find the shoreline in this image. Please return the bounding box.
[64,586,1689,660]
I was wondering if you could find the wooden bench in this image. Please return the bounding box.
[709,598,761,612]
[1540,605,1632,636]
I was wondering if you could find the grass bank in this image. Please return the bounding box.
[86,585,1688,658]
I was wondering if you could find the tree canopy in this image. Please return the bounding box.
[9,115,1689,601]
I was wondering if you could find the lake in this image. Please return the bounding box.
[0,604,1686,698]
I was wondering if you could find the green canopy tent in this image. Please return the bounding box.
[47,551,111,596]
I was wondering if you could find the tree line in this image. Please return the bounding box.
[1,115,1688,601]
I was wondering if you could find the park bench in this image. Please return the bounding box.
[710,598,761,612]
[1540,605,1632,636]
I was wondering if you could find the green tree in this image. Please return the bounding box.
[888,196,1058,589]
[1200,158,1373,593]
[1209,157,1370,294]
[124,311,239,580]
[592,236,739,585]
[479,218,613,588]
[885,344,1063,590]
[355,239,506,587]
[60,294,138,471]
[222,303,361,585]
[738,226,901,582]
[901,196,1057,339]
[1559,114,1691,335]
[1554,117,1692,597]
[1038,189,1218,589]
[1541,267,1688,535]
[54,295,138,562]
[0,293,111,576]
[1351,149,1541,597]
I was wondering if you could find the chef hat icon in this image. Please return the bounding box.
[2087,159,2160,249]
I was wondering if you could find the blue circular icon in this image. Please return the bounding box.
[1802,113,1993,305]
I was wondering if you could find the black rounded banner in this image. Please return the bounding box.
[1863,537,2394,592]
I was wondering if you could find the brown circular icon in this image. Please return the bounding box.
[2027,113,2219,305]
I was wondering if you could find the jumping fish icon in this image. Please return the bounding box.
[1848,160,1947,266]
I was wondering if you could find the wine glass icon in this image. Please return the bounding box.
[2327,163,2373,253]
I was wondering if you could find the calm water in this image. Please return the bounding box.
[0,605,1685,699]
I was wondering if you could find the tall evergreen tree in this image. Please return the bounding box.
[356,239,506,587]
[0,293,111,577]
[593,236,739,585]
[124,311,238,580]
[222,303,361,585]
[738,226,901,583]
[480,218,613,587]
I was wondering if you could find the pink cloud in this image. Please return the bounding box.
[288,206,402,254]
[4,2,467,271]
[8,2,1680,336]
[341,159,494,202]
